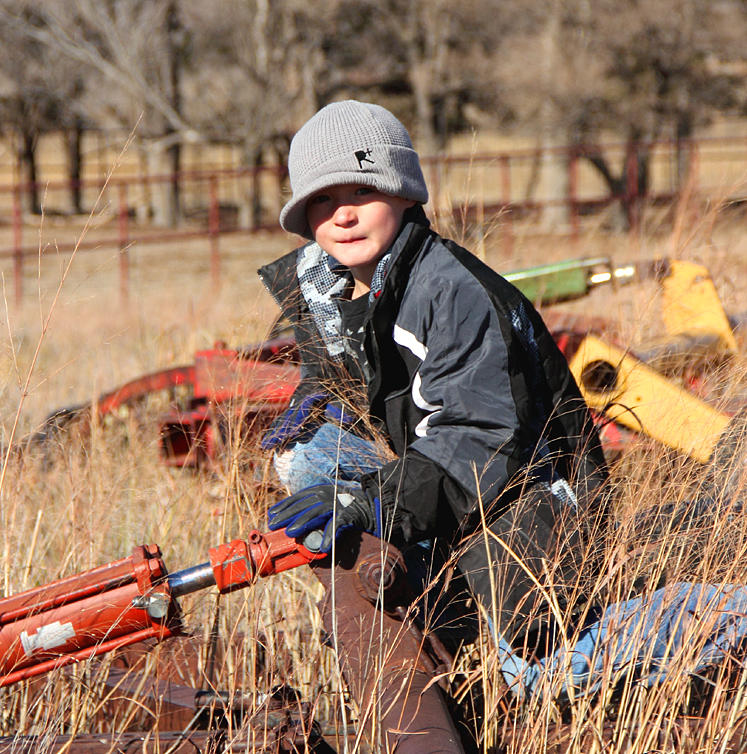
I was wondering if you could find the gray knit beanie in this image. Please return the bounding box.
[280,100,429,238]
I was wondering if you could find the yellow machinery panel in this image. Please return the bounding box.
[660,260,738,353]
[568,335,730,463]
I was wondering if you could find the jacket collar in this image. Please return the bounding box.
[370,205,431,307]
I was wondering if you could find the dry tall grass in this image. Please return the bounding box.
[0,186,745,752]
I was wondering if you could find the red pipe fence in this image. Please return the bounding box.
[1,136,744,305]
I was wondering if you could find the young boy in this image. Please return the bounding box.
[258,100,609,650]
[259,101,747,700]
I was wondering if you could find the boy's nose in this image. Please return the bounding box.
[333,203,356,225]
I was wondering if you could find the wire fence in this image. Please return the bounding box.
[1,135,745,306]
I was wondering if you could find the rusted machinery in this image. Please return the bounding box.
[0,258,742,752]
[560,258,740,463]
[148,339,300,467]
[0,529,329,688]
[26,256,739,470]
[30,336,300,468]
[4,526,747,753]
[5,254,736,496]
[0,530,467,753]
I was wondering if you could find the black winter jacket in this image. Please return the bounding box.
[258,209,608,547]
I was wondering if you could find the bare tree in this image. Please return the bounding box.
[1,0,198,226]
[316,0,512,151]
[0,3,68,214]
[1,0,743,233]
[494,0,746,228]
[593,0,745,188]
[181,0,338,227]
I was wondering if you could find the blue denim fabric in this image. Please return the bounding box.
[275,425,747,702]
[498,582,747,700]
[274,421,388,493]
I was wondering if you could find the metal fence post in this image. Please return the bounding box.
[118,182,130,304]
[209,175,220,290]
[625,144,639,237]
[0,136,742,299]
[569,148,580,244]
[12,183,22,306]
[500,154,513,257]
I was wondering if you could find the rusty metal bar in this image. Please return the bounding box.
[95,364,194,415]
[208,174,220,290]
[118,181,129,304]
[500,154,513,257]
[0,135,743,195]
[3,703,745,753]
[0,732,249,753]
[0,729,354,753]
[311,533,467,754]
[12,183,22,306]
[0,228,249,261]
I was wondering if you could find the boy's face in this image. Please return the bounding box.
[306,185,414,289]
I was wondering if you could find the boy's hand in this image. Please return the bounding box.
[268,483,381,553]
[324,400,356,428]
[260,392,328,450]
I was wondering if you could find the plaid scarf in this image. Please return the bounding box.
[295,242,391,361]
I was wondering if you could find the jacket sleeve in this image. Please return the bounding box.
[361,270,529,543]
[360,450,471,545]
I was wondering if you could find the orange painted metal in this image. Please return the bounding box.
[191,347,298,405]
[0,545,181,687]
[95,366,195,416]
[0,530,323,689]
[209,529,326,594]
[157,342,299,467]
[81,341,299,469]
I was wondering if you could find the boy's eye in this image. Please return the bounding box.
[354,186,375,196]
[309,193,330,205]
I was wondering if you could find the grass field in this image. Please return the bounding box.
[0,179,745,751]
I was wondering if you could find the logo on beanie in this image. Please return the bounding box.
[354,149,375,169]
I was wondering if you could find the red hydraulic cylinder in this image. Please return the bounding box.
[0,530,324,689]
[0,545,180,687]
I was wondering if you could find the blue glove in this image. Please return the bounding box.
[324,400,356,427]
[268,483,381,554]
[261,391,327,451]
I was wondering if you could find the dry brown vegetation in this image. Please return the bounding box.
[0,184,745,752]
